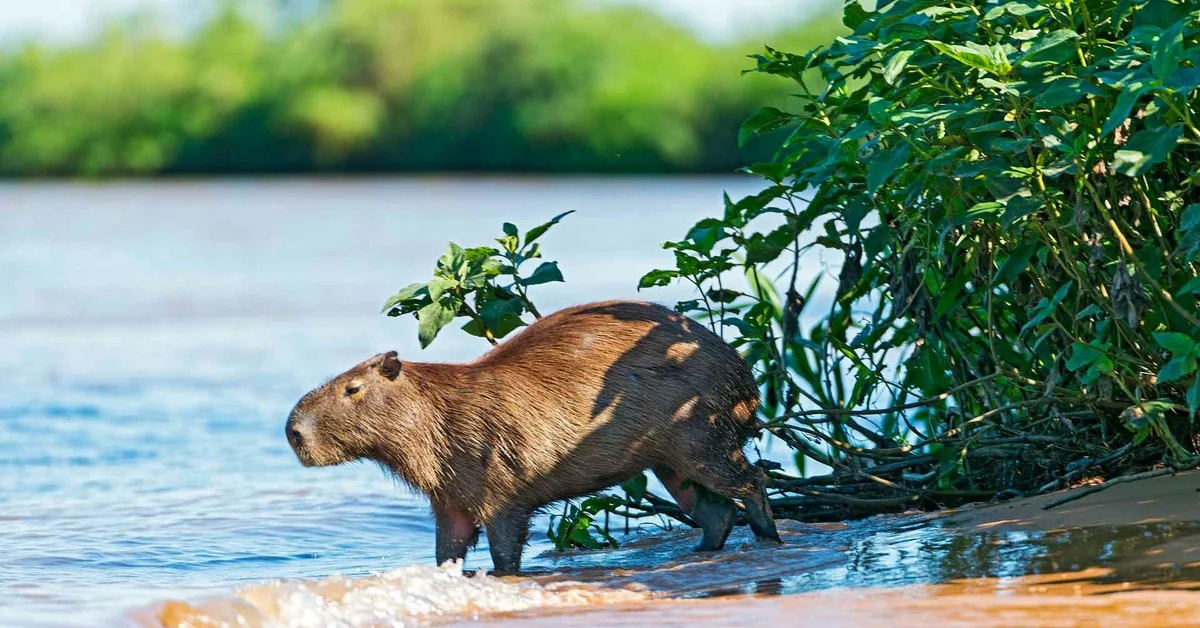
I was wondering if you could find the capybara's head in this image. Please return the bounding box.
[285,351,404,467]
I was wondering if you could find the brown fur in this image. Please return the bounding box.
[285,300,781,573]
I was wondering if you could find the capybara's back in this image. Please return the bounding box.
[470,302,761,503]
[286,300,780,573]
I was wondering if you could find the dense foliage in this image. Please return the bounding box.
[0,0,840,176]
[639,0,1200,519]
[389,0,1200,535]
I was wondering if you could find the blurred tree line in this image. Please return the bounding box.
[0,0,840,176]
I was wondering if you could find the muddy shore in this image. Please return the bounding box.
[146,470,1200,627]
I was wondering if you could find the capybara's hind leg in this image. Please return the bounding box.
[485,506,532,575]
[654,466,736,551]
[739,477,781,543]
[691,493,737,551]
[687,454,781,545]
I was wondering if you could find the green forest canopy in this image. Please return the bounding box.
[0,0,841,176]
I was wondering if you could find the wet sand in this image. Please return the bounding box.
[144,470,1200,627]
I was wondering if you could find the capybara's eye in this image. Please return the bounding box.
[344,384,362,397]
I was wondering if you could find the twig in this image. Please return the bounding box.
[1033,443,1133,495]
[772,489,919,508]
[1041,467,1175,510]
[773,372,1006,421]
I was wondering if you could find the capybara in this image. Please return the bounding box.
[285,300,780,573]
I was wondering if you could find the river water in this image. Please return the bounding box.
[0,176,778,626]
[5,177,1200,628]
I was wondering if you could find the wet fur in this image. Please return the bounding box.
[287,300,781,573]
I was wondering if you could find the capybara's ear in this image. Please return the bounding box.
[379,351,402,380]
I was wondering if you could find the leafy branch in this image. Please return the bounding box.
[381,211,573,347]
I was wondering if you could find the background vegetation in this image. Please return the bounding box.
[393,0,1200,538]
[0,0,841,176]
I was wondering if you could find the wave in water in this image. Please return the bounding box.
[133,562,649,628]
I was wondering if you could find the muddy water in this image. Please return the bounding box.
[140,471,1200,627]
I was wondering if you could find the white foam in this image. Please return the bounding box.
[154,562,648,628]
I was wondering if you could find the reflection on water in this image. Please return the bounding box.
[532,518,1200,598]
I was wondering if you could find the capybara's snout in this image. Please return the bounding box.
[285,419,304,451]
[284,407,320,467]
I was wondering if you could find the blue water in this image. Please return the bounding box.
[0,176,774,626]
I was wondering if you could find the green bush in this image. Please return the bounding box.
[639,0,1200,517]
[0,0,842,176]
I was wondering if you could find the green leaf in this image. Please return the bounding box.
[983,1,1045,21]
[866,142,910,193]
[462,311,523,340]
[1180,204,1200,260]
[1113,0,1139,29]
[926,40,1010,74]
[1066,342,1105,371]
[1001,195,1041,227]
[1100,83,1147,137]
[381,282,427,313]
[1157,354,1196,383]
[843,0,869,29]
[438,242,466,274]
[502,222,518,238]
[525,210,575,246]
[1152,20,1185,81]
[744,225,794,264]
[1113,125,1183,176]
[478,297,526,338]
[1131,424,1150,446]
[994,246,1038,284]
[480,257,506,276]
[1187,377,1200,419]
[1035,77,1100,108]
[955,201,1004,225]
[417,299,459,349]
[1153,331,1196,356]
[686,218,726,254]
[883,48,915,85]
[1020,281,1073,335]
[518,261,565,286]
[620,473,648,502]
[935,265,972,316]
[1178,275,1200,296]
[1018,29,1080,66]
[426,276,458,301]
[739,107,796,146]
[497,235,519,253]
[639,268,678,289]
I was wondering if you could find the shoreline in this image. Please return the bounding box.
[146,470,1200,627]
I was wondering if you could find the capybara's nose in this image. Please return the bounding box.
[286,425,304,448]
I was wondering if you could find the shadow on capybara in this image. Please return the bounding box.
[285,300,781,573]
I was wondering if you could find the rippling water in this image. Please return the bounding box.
[14,178,1199,628]
[0,177,771,626]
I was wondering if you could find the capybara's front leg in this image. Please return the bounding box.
[433,501,480,567]
[485,506,532,575]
